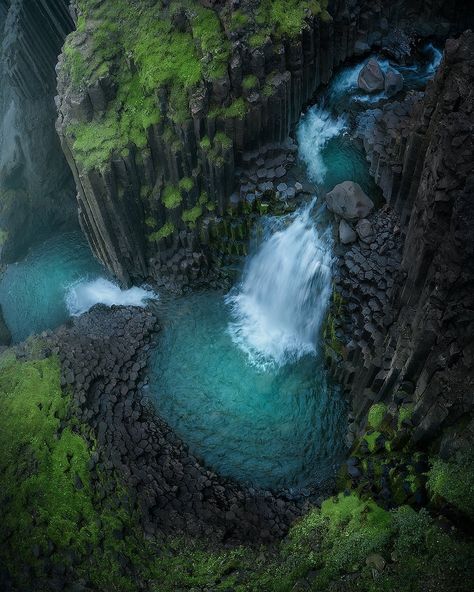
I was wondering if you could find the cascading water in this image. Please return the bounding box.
[0,232,156,342]
[226,200,332,368]
[148,203,347,490]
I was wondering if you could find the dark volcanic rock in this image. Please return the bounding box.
[49,305,305,543]
[358,58,385,93]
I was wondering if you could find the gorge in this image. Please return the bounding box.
[0,1,473,591]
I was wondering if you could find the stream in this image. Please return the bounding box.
[0,45,441,490]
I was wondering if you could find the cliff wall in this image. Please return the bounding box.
[334,31,474,451]
[0,0,77,263]
[55,0,462,285]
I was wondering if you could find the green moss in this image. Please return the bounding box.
[63,43,89,89]
[368,403,387,430]
[190,5,230,80]
[199,136,211,151]
[145,216,157,228]
[162,185,182,209]
[397,403,414,429]
[230,10,250,31]
[149,221,175,242]
[427,451,474,518]
[249,31,270,48]
[214,132,233,150]
[179,177,194,192]
[182,205,203,226]
[255,0,322,39]
[0,353,145,589]
[242,74,259,90]
[364,431,382,452]
[210,97,247,120]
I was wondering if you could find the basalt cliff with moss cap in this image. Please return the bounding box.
[1,0,474,591]
[55,0,467,286]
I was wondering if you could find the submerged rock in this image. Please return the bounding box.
[358,58,385,93]
[326,181,374,221]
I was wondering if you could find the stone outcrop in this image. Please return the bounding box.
[358,58,385,92]
[333,31,474,449]
[0,0,77,263]
[326,181,374,220]
[54,0,466,286]
[48,305,310,543]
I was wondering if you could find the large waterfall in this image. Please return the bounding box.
[226,200,332,369]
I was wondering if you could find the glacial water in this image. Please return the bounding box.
[148,203,347,490]
[0,232,155,342]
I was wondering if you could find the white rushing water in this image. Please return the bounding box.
[66,277,157,316]
[226,200,332,369]
[296,106,348,184]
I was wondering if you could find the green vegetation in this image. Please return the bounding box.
[149,221,175,242]
[397,403,413,429]
[209,97,247,120]
[64,0,230,170]
[162,185,182,209]
[242,74,259,91]
[179,176,194,192]
[0,352,146,590]
[199,135,211,151]
[255,0,325,39]
[230,9,250,31]
[368,403,388,430]
[182,205,203,226]
[214,131,233,150]
[427,451,474,518]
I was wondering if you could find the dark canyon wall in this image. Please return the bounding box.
[335,30,474,452]
[55,0,464,285]
[0,0,76,263]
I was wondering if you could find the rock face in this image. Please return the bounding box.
[326,181,374,221]
[333,31,474,448]
[339,219,357,244]
[49,305,306,543]
[358,58,385,92]
[384,68,404,97]
[0,0,77,263]
[0,304,11,346]
[54,0,465,285]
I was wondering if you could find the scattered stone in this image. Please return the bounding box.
[356,218,375,243]
[339,219,357,244]
[326,181,374,220]
[358,58,385,93]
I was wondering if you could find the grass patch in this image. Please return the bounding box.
[182,205,203,226]
[149,221,175,241]
[162,185,182,209]
[427,451,474,518]
[368,403,387,430]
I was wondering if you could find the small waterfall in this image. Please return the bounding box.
[296,106,347,184]
[66,278,157,316]
[226,201,332,368]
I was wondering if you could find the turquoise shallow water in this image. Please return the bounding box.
[148,291,347,491]
[0,232,103,342]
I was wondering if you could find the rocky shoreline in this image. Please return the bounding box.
[45,304,321,544]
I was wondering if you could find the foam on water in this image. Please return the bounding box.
[226,200,332,369]
[66,278,157,316]
[296,107,348,184]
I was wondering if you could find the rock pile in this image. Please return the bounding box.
[49,305,306,544]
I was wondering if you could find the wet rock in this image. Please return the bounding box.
[384,68,404,97]
[356,219,375,243]
[358,58,385,93]
[326,181,374,221]
[339,219,357,244]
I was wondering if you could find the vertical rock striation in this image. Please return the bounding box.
[55,0,463,285]
[336,31,474,446]
[0,0,76,263]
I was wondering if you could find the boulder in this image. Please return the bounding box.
[339,219,357,244]
[384,68,404,97]
[326,181,374,221]
[356,218,375,243]
[358,58,385,93]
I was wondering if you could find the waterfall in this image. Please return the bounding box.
[296,106,347,185]
[66,278,157,316]
[226,200,332,369]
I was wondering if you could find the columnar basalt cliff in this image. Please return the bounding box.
[332,31,474,450]
[0,0,76,262]
[55,0,463,285]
